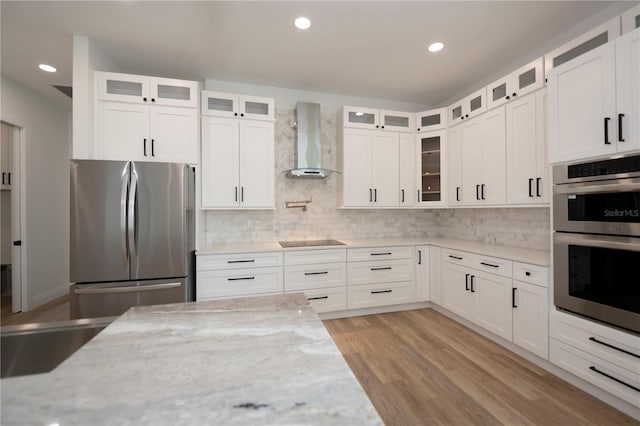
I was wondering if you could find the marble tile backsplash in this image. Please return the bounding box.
[204,108,550,252]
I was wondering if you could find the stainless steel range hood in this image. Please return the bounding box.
[285,102,339,178]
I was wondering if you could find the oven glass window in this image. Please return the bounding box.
[568,245,640,314]
[568,192,640,223]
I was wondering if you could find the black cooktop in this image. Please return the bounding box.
[278,239,345,248]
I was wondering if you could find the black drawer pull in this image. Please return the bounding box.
[371,289,392,294]
[536,177,541,197]
[371,267,392,271]
[448,255,463,260]
[525,271,531,276]
[512,288,518,308]
[228,259,255,264]
[589,337,640,359]
[371,252,392,256]
[589,366,640,392]
[227,277,255,281]
[304,271,328,276]
[480,262,499,268]
[618,113,625,142]
[604,117,611,145]
[418,250,422,265]
[465,274,470,291]
[470,275,475,293]
[307,296,329,301]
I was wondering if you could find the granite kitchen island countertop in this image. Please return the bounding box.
[0,294,382,425]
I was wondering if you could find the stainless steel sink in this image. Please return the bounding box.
[1,316,116,378]
[278,239,345,248]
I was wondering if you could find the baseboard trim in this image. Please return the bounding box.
[318,301,431,320]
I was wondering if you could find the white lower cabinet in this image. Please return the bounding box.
[298,287,347,314]
[550,309,640,406]
[512,280,549,359]
[347,281,415,310]
[415,246,430,302]
[473,271,513,340]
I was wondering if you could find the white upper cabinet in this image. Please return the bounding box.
[149,107,199,164]
[447,126,463,206]
[449,87,487,127]
[487,57,544,110]
[201,91,274,121]
[417,130,446,206]
[622,3,640,34]
[548,28,639,163]
[343,106,414,132]
[416,108,446,132]
[399,133,417,207]
[97,72,198,108]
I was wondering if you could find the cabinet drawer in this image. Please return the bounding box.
[441,248,475,267]
[550,310,640,373]
[550,339,640,407]
[289,287,347,314]
[347,281,416,310]
[284,249,346,265]
[513,262,548,287]
[197,252,283,271]
[348,246,413,262]
[196,267,283,299]
[348,259,414,286]
[284,263,346,291]
[472,255,512,278]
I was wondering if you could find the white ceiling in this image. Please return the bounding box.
[0,1,630,110]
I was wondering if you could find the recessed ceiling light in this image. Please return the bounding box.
[294,17,311,30]
[355,112,364,116]
[428,42,444,53]
[38,64,57,72]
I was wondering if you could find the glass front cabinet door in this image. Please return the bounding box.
[416,108,446,132]
[417,130,446,205]
[487,57,544,110]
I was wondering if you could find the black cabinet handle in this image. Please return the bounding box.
[304,271,328,276]
[240,113,244,117]
[376,125,379,128]
[589,366,640,392]
[476,184,480,200]
[151,98,155,103]
[456,186,460,202]
[448,255,463,260]
[235,186,238,202]
[512,92,517,97]
[418,250,422,265]
[589,337,640,358]
[401,189,405,203]
[465,114,469,118]
[369,188,372,202]
[481,184,485,200]
[525,271,531,277]
[374,188,377,202]
[506,95,510,100]
[7,173,10,185]
[381,125,385,129]
[470,275,476,292]
[228,259,255,264]
[604,117,611,145]
[536,178,541,197]
[151,139,155,157]
[143,138,147,156]
[371,289,392,294]
[143,97,147,102]
[371,252,392,256]
[480,262,499,268]
[417,189,420,201]
[461,116,465,120]
[307,296,329,301]
[13,240,21,246]
[512,288,518,308]
[241,186,244,202]
[465,273,470,291]
[618,113,625,142]
[234,112,238,117]
[528,178,534,197]
[227,276,255,281]
[371,267,392,271]
[1,172,5,185]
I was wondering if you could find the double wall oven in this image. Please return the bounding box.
[553,154,640,335]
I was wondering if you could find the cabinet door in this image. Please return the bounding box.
[465,87,487,120]
[343,106,378,129]
[448,126,463,206]
[507,93,539,204]
[548,43,617,163]
[96,72,149,104]
[149,107,198,164]
[615,28,640,154]
[1,124,11,190]
[399,133,416,207]
[201,91,239,118]
[342,128,373,206]
[487,74,512,111]
[418,130,445,204]
[416,108,446,132]
[461,118,483,205]
[239,120,274,208]
[379,110,414,133]
[482,107,507,205]
[415,246,430,302]
[441,262,473,320]
[150,77,198,108]
[536,90,549,204]
[239,95,275,121]
[429,246,441,305]
[512,57,544,99]
[96,101,148,161]
[449,99,464,126]
[513,280,549,359]
[201,116,239,208]
[472,271,513,341]
[371,132,399,206]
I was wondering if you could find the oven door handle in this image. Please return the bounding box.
[554,232,640,252]
[553,181,640,195]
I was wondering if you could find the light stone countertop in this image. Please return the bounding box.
[0,293,383,426]
[197,237,550,266]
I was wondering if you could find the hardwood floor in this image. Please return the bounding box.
[1,294,70,326]
[323,309,637,426]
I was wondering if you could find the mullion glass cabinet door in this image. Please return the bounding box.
[513,57,544,98]
[380,110,414,132]
[97,72,149,104]
[466,87,487,119]
[201,91,239,118]
[239,96,275,121]
[487,76,511,110]
[343,106,379,129]
[418,132,443,203]
[416,108,446,132]
[151,77,199,108]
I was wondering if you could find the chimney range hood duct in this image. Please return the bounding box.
[285,102,339,178]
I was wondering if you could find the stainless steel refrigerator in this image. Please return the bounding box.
[69,160,195,319]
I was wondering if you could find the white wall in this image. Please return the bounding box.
[1,75,70,310]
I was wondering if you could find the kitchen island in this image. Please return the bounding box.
[0,293,382,425]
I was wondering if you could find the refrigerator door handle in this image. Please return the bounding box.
[128,165,138,271]
[73,282,182,295]
[120,166,129,267]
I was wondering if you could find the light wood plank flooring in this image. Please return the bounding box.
[1,294,70,326]
[323,309,637,426]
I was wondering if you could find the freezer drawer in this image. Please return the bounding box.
[70,278,187,319]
